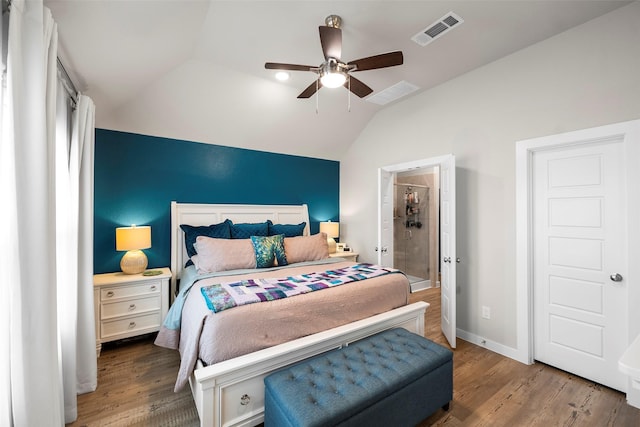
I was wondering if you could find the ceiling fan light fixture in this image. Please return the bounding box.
[320,71,346,88]
[320,59,347,88]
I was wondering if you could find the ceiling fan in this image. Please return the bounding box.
[265,15,403,99]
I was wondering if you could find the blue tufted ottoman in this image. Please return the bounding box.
[264,328,453,427]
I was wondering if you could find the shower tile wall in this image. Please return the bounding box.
[393,172,439,286]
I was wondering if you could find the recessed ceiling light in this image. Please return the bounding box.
[275,71,290,81]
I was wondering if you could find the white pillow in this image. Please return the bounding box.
[193,236,256,273]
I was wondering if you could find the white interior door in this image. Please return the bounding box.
[378,168,394,267]
[533,140,627,392]
[440,155,456,348]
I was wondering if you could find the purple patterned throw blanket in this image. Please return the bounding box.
[201,263,401,313]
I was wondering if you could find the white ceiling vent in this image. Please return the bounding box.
[411,12,464,47]
[366,80,420,106]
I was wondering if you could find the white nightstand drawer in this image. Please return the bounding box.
[101,281,160,301]
[101,312,161,339]
[101,295,161,320]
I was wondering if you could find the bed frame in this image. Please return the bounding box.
[170,202,429,427]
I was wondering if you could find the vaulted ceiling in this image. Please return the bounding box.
[45,0,630,160]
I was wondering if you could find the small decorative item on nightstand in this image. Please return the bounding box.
[93,267,171,356]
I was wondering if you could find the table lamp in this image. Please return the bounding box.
[116,225,151,274]
[319,221,339,254]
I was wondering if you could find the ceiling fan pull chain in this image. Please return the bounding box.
[315,79,319,114]
[348,77,351,112]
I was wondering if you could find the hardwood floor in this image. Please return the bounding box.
[68,288,640,426]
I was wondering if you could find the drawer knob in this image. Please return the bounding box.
[106,291,114,298]
[150,285,157,291]
[128,304,136,311]
[240,394,250,406]
[128,322,136,329]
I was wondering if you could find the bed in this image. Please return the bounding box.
[155,202,429,427]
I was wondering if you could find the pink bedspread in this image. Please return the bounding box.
[155,261,410,391]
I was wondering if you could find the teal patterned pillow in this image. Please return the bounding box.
[250,234,288,268]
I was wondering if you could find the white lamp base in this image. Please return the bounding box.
[120,249,148,274]
[327,237,337,254]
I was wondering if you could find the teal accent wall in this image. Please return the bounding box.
[94,129,339,274]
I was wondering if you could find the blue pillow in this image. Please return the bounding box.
[181,220,232,260]
[267,220,306,237]
[230,221,269,239]
[250,234,287,268]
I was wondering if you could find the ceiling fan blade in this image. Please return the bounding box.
[265,62,315,72]
[345,75,373,98]
[297,80,322,99]
[348,51,403,72]
[319,26,342,60]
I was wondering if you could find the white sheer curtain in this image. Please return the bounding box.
[72,95,97,397]
[59,93,97,421]
[1,1,11,423]
[1,0,97,424]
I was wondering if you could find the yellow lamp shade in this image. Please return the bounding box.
[116,225,151,251]
[319,221,339,238]
[116,225,151,274]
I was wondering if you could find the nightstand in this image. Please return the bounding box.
[93,267,171,356]
[329,252,359,262]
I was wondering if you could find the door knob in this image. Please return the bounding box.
[610,273,623,282]
[456,258,461,263]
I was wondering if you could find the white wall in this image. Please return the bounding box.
[340,2,640,349]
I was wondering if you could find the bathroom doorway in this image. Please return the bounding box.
[378,154,456,348]
[394,168,440,292]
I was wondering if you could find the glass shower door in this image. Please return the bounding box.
[394,182,430,291]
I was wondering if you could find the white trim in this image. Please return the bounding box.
[380,154,451,173]
[515,119,640,366]
[456,328,521,361]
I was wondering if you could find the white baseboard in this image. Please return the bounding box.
[456,328,524,363]
[410,280,432,293]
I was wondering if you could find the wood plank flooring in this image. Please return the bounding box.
[67,288,640,426]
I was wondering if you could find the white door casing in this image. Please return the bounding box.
[379,154,456,348]
[533,141,627,392]
[516,119,640,403]
[377,168,394,266]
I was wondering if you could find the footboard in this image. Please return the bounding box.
[188,301,429,427]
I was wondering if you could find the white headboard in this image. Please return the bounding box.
[170,201,310,299]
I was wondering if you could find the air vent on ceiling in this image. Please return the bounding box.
[411,12,464,47]
[366,81,420,106]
